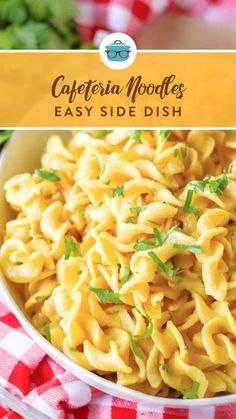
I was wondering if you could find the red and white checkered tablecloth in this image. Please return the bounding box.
[76,0,236,43]
[0,300,235,418]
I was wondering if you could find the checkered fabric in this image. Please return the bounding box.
[76,0,236,43]
[0,301,235,418]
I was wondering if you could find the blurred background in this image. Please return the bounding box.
[0,0,236,50]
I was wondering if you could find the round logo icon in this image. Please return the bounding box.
[99,32,137,70]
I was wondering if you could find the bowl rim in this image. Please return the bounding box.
[0,133,236,408]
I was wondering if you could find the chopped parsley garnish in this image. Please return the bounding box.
[97,163,105,178]
[35,168,60,182]
[112,185,124,198]
[183,189,198,215]
[129,336,142,359]
[229,266,236,273]
[120,266,130,287]
[134,316,153,340]
[174,146,189,162]
[160,364,169,373]
[35,295,46,301]
[181,382,199,399]
[183,173,228,214]
[70,347,78,352]
[100,130,113,137]
[0,130,14,144]
[129,206,147,214]
[78,270,82,275]
[64,235,82,260]
[134,225,178,252]
[208,171,228,195]
[173,243,202,254]
[160,130,171,143]
[130,130,142,143]
[125,217,134,224]
[89,286,122,304]
[43,323,51,343]
[148,251,182,283]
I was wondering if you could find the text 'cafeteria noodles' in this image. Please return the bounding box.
[51,75,186,103]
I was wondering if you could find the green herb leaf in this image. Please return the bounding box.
[125,217,134,224]
[134,317,153,340]
[0,130,14,144]
[181,382,200,399]
[100,130,113,137]
[64,235,82,260]
[173,243,202,254]
[160,363,169,373]
[78,270,82,275]
[120,266,130,287]
[130,130,142,143]
[35,295,46,301]
[229,266,236,273]
[129,206,147,214]
[35,168,60,182]
[43,323,51,343]
[148,251,182,282]
[89,286,121,304]
[112,185,124,198]
[183,189,198,215]
[134,225,179,252]
[160,130,171,143]
[208,172,228,196]
[98,163,105,178]
[130,336,142,359]
[70,347,78,352]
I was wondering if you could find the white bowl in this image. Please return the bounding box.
[0,130,235,409]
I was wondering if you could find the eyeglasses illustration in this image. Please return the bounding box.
[105,40,131,62]
[106,50,131,59]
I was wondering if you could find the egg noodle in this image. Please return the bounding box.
[1,129,236,399]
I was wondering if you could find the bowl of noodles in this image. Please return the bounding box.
[0,129,236,407]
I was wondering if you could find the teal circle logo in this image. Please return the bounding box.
[100,33,137,70]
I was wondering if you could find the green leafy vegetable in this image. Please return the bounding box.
[129,206,147,214]
[43,323,51,343]
[173,243,202,254]
[64,235,81,260]
[89,286,121,304]
[181,382,200,399]
[112,185,124,198]
[80,43,97,50]
[70,347,78,352]
[229,266,236,273]
[0,130,14,144]
[130,336,142,359]
[120,266,130,287]
[148,251,182,282]
[130,130,142,143]
[35,168,60,182]
[160,130,171,142]
[0,0,79,50]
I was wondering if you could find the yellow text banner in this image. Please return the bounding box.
[0,52,235,127]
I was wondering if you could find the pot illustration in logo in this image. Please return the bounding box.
[105,40,131,62]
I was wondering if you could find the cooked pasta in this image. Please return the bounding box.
[1,129,236,399]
